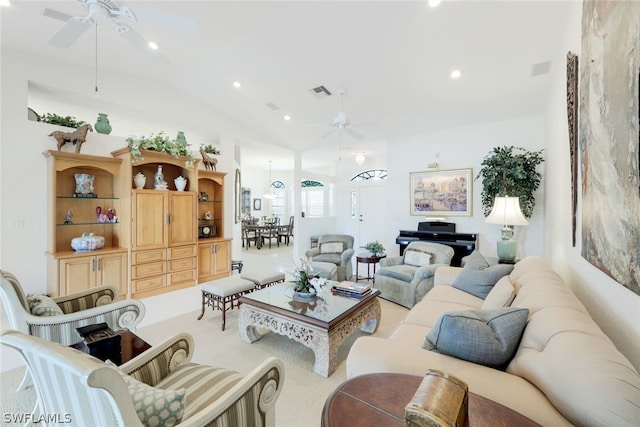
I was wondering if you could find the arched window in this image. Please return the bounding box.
[351,169,388,181]
[301,180,324,217]
[270,181,285,219]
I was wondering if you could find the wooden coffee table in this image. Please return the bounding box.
[238,282,381,377]
[322,373,540,427]
[71,329,151,365]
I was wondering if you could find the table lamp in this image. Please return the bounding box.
[485,196,529,262]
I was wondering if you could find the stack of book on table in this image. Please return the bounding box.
[332,281,372,299]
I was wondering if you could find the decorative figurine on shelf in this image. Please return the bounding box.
[199,145,218,171]
[63,210,73,224]
[204,211,212,220]
[94,113,112,135]
[49,124,94,153]
[154,165,168,190]
[96,206,108,223]
[107,208,115,222]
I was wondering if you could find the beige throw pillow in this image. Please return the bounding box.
[404,249,432,267]
[481,276,517,309]
[320,241,345,254]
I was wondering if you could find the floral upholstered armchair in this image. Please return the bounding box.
[1,330,285,427]
[305,234,355,281]
[374,241,454,308]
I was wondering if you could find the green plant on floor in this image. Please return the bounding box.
[126,131,195,167]
[476,146,544,218]
[40,113,86,128]
[365,241,385,255]
[202,144,220,155]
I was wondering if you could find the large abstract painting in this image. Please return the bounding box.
[580,0,640,295]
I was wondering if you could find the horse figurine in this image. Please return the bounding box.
[200,146,218,171]
[49,123,94,153]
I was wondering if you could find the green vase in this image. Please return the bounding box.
[176,131,187,145]
[94,113,112,135]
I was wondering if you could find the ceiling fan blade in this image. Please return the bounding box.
[118,25,169,64]
[129,7,199,32]
[48,17,92,48]
[344,128,364,141]
[43,8,73,22]
[321,129,337,140]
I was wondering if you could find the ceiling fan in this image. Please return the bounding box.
[307,89,365,141]
[43,0,198,62]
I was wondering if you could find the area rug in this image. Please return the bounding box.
[0,298,408,427]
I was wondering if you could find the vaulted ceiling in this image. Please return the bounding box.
[1,1,575,168]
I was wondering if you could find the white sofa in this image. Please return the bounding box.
[346,257,640,426]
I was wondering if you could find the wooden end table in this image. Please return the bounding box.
[355,253,386,283]
[322,373,540,427]
[71,329,151,365]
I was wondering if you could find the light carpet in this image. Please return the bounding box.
[0,298,408,427]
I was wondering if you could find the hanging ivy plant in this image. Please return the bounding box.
[476,146,544,218]
[40,113,86,128]
[126,131,195,167]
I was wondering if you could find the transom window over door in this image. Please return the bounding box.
[351,169,388,181]
[301,180,324,217]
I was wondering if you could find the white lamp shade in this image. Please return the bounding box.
[485,196,529,226]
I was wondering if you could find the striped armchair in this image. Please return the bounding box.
[0,270,145,346]
[1,331,285,427]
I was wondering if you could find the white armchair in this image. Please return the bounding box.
[1,330,285,427]
[374,241,454,308]
[0,270,145,346]
[305,234,355,281]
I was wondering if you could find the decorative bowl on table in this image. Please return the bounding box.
[71,232,105,251]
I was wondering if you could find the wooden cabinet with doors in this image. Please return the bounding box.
[57,251,127,296]
[198,239,231,282]
[112,148,199,298]
[44,150,128,298]
[196,170,231,282]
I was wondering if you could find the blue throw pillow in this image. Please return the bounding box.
[423,307,529,369]
[452,251,514,299]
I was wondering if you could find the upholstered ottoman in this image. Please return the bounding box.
[311,261,338,281]
[241,270,286,289]
[198,277,255,331]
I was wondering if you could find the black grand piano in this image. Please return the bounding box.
[396,222,477,267]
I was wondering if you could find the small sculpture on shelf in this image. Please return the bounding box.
[200,145,218,171]
[203,211,212,220]
[63,210,73,225]
[154,165,168,190]
[49,124,94,153]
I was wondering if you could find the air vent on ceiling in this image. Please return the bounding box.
[309,85,332,98]
[265,102,280,111]
[531,60,552,77]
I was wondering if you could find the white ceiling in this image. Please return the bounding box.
[1,0,574,170]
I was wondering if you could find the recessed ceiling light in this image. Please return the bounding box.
[148,41,158,50]
[450,69,461,79]
[283,115,291,121]
[428,0,442,7]
[233,81,242,88]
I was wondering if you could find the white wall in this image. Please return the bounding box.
[542,2,640,369]
[380,115,546,259]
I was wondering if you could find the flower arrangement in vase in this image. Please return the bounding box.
[365,240,385,256]
[291,258,319,300]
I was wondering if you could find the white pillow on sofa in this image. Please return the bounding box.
[481,276,517,309]
[320,241,345,254]
[403,249,432,267]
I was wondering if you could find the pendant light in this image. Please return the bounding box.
[263,160,276,200]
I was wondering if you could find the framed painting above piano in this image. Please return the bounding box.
[410,168,472,216]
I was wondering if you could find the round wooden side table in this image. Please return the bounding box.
[321,373,540,427]
[355,253,386,283]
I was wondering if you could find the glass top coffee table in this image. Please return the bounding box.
[238,282,381,377]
